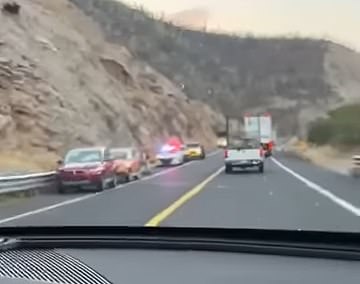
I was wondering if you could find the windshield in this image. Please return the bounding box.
[1,0,360,236]
[64,150,103,164]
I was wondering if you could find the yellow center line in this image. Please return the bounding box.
[145,166,225,227]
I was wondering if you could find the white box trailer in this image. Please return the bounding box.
[244,113,274,156]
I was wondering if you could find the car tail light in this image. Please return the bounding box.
[259,148,264,157]
[224,149,228,158]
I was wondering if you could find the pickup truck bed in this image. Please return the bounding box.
[224,146,264,173]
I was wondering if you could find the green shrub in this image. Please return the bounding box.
[308,105,360,146]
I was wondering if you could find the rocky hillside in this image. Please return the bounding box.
[71,0,360,138]
[0,0,222,170]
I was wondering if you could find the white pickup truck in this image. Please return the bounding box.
[224,139,265,173]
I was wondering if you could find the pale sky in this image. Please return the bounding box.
[121,0,360,50]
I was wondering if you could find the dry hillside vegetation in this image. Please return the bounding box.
[282,139,356,176]
[0,0,222,171]
[167,8,210,30]
[71,0,360,138]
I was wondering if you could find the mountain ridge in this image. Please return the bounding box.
[69,0,360,138]
[167,8,210,30]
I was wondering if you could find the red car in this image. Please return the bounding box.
[57,147,116,193]
[110,147,147,183]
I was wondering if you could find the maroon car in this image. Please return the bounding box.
[57,147,116,193]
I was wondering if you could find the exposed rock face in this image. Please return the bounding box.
[0,0,223,170]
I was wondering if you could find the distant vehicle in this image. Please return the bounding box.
[244,113,274,157]
[224,138,265,174]
[156,141,185,166]
[56,147,116,193]
[184,142,206,160]
[217,137,227,148]
[110,147,147,183]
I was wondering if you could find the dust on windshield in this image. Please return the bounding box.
[0,0,359,233]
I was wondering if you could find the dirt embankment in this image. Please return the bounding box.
[0,0,223,172]
[282,138,357,175]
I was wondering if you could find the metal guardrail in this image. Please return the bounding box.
[0,172,57,195]
[0,153,210,196]
[352,155,360,165]
[351,155,360,178]
[0,161,159,195]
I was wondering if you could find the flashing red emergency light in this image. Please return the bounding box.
[167,136,182,149]
[160,144,178,153]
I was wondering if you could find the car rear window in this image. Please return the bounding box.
[229,139,259,149]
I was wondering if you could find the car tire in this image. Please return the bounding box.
[135,167,144,180]
[114,174,120,186]
[265,151,272,158]
[109,174,117,188]
[200,148,206,159]
[117,174,129,184]
[58,184,66,194]
[134,172,141,180]
[225,165,232,174]
[259,163,264,173]
[96,178,106,192]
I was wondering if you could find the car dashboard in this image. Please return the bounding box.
[0,247,359,284]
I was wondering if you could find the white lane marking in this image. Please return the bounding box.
[271,157,360,216]
[0,195,95,225]
[0,150,221,225]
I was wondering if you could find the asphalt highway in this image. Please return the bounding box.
[0,151,359,231]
